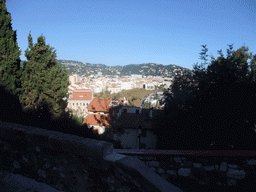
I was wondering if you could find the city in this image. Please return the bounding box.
[66,73,172,150]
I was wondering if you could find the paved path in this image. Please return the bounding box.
[0,170,63,192]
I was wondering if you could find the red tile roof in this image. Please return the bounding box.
[83,114,111,126]
[69,89,92,100]
[87,98,112,112]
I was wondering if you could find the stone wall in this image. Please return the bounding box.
[115,149,256,191]
[0,121,182,192]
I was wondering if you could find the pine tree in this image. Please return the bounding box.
[0,0,21,95]
[19,33,69,119]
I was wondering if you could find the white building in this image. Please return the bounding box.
[121,81,133,90]
[145,82,155,90]
[67,89,93,117]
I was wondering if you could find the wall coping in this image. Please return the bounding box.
[114,149,256,156]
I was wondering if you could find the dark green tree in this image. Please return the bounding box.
[165,69,195,112]
[19,33,69,119]
[155,45,256,150]
[0,0,21,95]
[191,45,256,149]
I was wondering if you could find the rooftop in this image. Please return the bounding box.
[69,89,92,100]
[83,114,111,126]
[87,98,112,112]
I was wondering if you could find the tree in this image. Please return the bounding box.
[0,0,21,95]
[191,45,256,149]
[143,102,150,109]
[155,45,256,150]
[113,92,121,100]
[166,69,195,110]
[19,33,69,119]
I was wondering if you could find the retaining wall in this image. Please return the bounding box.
[114,149,256,190]
[0,121,182,192]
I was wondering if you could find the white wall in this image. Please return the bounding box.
[113,129,157,149]
[121,82,133,90]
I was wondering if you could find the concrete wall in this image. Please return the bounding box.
[113,129,157,149]
[0,121,182,192]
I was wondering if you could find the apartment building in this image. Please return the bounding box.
[67,89,93,117]
[121,81,133,90]
[83,97,113,134]
[69,74,81,85]
[83,97,128,135]
[112,106,164,149]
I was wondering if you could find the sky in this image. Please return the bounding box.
[6,0,256,70]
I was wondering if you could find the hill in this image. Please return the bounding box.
[55,60,190,77]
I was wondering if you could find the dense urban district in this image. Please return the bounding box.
[63,62,182,105]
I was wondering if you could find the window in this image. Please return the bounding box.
[141,129,147,137]
[80,103,82,106]
[141,143,146,149]
[73,103,74,106]
[76,103,78,106]
[87,103,88,106]
[83,103,85,106]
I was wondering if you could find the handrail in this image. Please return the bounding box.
[114,149,256,156]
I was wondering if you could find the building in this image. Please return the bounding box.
[131,74,143,79]
[86,97,113,115]
[67,89,93,117]
[121,81,133,90]
[112,106,163,149]
[83,97,114,135]
[83,114,111,134]
[69,74,81,85]
[134,81,144,89]
[69,75,76,85]
[83,97,128,135]
[108,84,122,94]
[145,82,155,90]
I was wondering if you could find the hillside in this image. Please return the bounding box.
[55,60,190,77]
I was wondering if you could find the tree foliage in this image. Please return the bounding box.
[155,45,256,150]
[143,102,151,109]
[0,2,98,140]
[0,0,21,95]
[19,33,69,119]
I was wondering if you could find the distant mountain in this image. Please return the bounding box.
[22,59,191,77]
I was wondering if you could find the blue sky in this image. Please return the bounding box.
[6,0,256,70]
